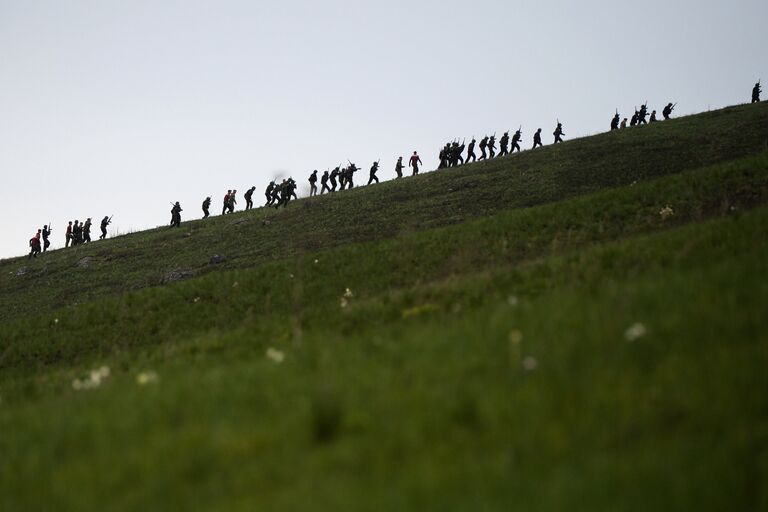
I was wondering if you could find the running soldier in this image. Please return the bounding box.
[368,161,379,185]
[321,170,331,193]
[499,132,509,157]
[532,128,543,149]
[662,103,674,120]
[309,170,318,197]
[488,135,497,158]
[42,224,51,252]
[553,122,565,143]
[511,128,522,153]
[244,186,256,209]
[100,216,111,239]
[479,136,488,160]
[466,137,477,163]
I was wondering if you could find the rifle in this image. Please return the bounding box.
[108,215,113,224]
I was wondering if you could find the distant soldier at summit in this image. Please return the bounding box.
[265,182,275,206]
[630,109,639,126]
[752,81,762,103]
[532,128,543,149]
[100,216,111,239]
[498,131,509,157]
[227,189,237,214]
[478,136,488,160]
[65,221,73,248]
[72,220,82,246]
[409,151,422,175]
[368,161,380,185]
[395,156,404,178]
[346,163,359,188]
[330,166,340,191]
[638,104,648,125]
[553,122,565,143]
[170,202,182,228]
[649,110,658,123]
[202,196,211,218]
[662,102,675,120]
[244,186,256,209]
[270,181,282,206]
[611,112,620,130]
[321,170,331,193]
[83,218,92,244]
[222,190,231,215]
[466,137,477,163]
[487,135,497,158]
[309,170,318,197]
[511,128,522,153]
[42,224,51,252]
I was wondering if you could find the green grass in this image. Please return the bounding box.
[1,103,767,511]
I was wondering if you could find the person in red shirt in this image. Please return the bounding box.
[29,229,42,259]
[222,190,231,215]
[409,151,422,176]
[65,221,73,248]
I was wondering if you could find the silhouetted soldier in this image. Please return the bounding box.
[202,197,211,218]
[630,110,639,126]
[29,229,42,259]
[83,218,92,243]
[499,132,509,156]
[265,182,275,205]
[244,186,256,209]
[662,103,674,120]
[438,144,449,169]
[100,216,111,239]
[488,135,497,158]
[466,138,477,163]
[453,141,465,166]
[330,166,340,191]
[532,128,543,149]
[308,171,318,197]
[638,104,648,125]
[227,189,237,214]
[170,202,182,227]
[649,110,658,123]
[346,164,358,188]
[511,129,522,152]
[368,161,379,185]
[65,221,73,248]
[478,136,488,160]
[553,122,565,143]
[611,112,620,130]
[72,220,82,246]
[222,190,231,215]
[42,225,51,252]
[395,157,404,178]
[752,82,761,103]
[321,170,331,194]
[409,151,422,175]
[270,181,282,206]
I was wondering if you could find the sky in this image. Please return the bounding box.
[1,0,766,259]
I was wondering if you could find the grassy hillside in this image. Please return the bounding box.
[1,103,767,511]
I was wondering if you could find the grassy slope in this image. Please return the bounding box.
[1,103,767,322]
[0,104,767,510]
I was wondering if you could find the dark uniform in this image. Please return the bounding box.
[662,103,674,120]
[83,218,92,243]
[100,216,111,239]
[630,110,639,126]
[752,82,761,103]
[610,113,620,130]
[321,171,330,193]
[72,221,82,246]
[170,202,182,227]
[553,123,564,144]
[330,167,340,191]
[42,225,51,252]
[395,157,404,178]
[532,128,543,149]
[638,105,648,125]
[265,182,275,205]
[478,136,488,160]
[244,187,255,209]
[202,197,211,218]
[649,110,658,123]
[346,164,358,188]
[466,138,477,163]
[487,136,496,158]
[368,162,379,185]
[309,171,318,197]
[511,130,522,152]
[499,132,509,157]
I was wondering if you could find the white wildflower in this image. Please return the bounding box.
[266,347,285,363]
[507,295,519,307]
[289,274,294,279]
[53,318,59,324]
[625,322,647,341]
[340,297,349,309]
[659,206,674,220]
[522,356,538,371]
[343,288,354,298]
[72,365,110,391]
[193,297,201,303]
[136,371,159,385]
[232,281,239,288]
[314,259,319,264]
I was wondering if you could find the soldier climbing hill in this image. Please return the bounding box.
[753,82,762,103]
[170,202,182,228]
[499,132,509,157]
[321,170,331,193]
[100,216,111,239]
[395,157,404,178]
[309,171,318,197]
[244,186,256,209]
[368,161,380,185]
[511,128,522,153]
[663,102,675,120]
[409,151,422,176]
[553,122,565,143]
[202,197,211,218]
[532,128,543,149]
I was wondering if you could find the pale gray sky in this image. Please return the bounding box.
[1,0,765,259]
